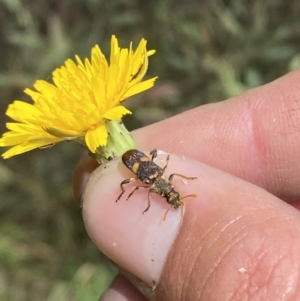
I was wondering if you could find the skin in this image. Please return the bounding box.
[74,69,300,301]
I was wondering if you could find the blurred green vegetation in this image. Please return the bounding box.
[0,0,300,299]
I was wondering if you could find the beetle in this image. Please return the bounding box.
[115,149,197,218]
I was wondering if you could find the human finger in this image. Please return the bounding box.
[99,274,147,301]
[133,69,300,201]
[82,151,300,300]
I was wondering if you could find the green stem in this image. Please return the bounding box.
[91,120,135,164]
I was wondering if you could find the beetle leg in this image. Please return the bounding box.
[169,173,197,182]
[126,185,149,201]
[150,149,157,161]
[115,177,136,202]
[142,188,155,214]
[150,149,170,173]
[163,206,172,221]
[161,154,170,173]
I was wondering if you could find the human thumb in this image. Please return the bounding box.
[80,150,300,300]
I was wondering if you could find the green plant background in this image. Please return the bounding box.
[0,0,300,300]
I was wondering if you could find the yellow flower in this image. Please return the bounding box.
[0,35,157,162]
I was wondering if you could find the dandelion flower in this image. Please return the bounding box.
[0,35,157,163]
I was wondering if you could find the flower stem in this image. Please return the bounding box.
[91,120,135,164]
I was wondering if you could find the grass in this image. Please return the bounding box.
[0,0,300,299]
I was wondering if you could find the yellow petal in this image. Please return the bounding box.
[1,138,58,159]
[85,124,108,152]
[43,126,84,140]
[122,77,157,100]
[103,106,132,120]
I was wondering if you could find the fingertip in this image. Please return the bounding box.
[81,150,199,286]
[73,155,99,205]
[100,274,148,301]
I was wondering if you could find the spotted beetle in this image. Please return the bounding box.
[116,149,197,218]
